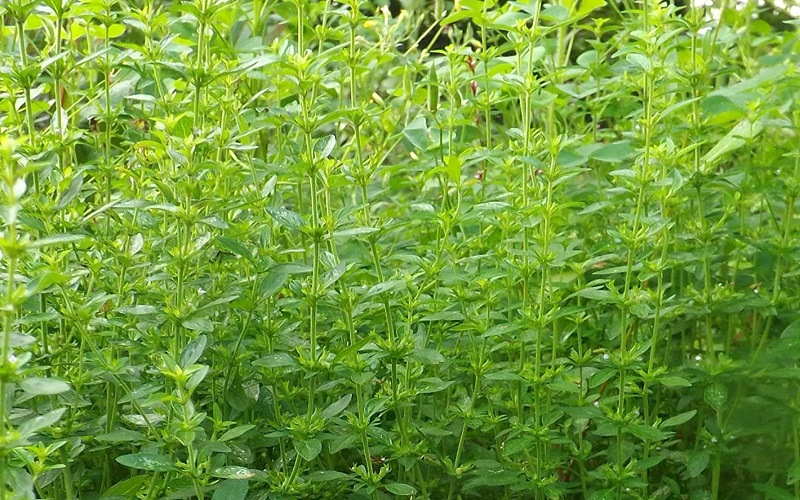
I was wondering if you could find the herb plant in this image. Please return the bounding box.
[1,0,799,499]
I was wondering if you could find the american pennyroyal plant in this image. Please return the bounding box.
[0,0,799,499]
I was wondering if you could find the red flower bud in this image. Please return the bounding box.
[466,56,476,72]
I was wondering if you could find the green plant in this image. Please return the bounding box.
[1,0,799,499]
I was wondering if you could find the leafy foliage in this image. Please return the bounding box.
[1,0,799,499]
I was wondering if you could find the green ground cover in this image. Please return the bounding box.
[1,0,800,498]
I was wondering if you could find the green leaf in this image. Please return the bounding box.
[753,484,796,500]
[118,383,162,404]
[118,305,159,315]
[96,429,146,443]
[294,439,322,461]
[576,0,605,17]
[309,470,349,482]
[314,134,336,159]
[701,95,744,116]
[202,215,229,229]
[20,377,70,396]
[186,365,209,391]
[29,234,85,248]
[19,408,65,436]
[330,227,379,239]
[587,489,616,500]
[473,201,510,212]
[332,336,372,364]
[211,467,260,479]
[659,376,692,388]
[216,237,253,261]
[484,371,525,381]
[702,118,764,168]
[266,207,305,230]
[466,470,522,487]
[629,300,651,319]
[366,279,405,298]
[116,453,175,472]
[635,455,666,470]
[219,424,255,442]
[403,115,429,150]
[419,426,453,437]
[684,450,710,479]
[26,271,69,295]
[574,287,613,301]
[441,9,476,26]
[626,53,651,72]
[179,335,207,369]
[780,319,800,339]
[563,406,603,419]
[787,460,800,485]
[708,64,788,98]
[107,23,126,38]
[260,271,289,297]
[540,4,568,21]
[704,383,728,412]
[182,317,214,333]
[503,437,535,457]
[211,479,249,500]
[410,348,445,364]
[322,394,352,420]
[627,424,668,442]
[421,311,464,322]
[588,368,617,388]
[102,475,151,498]
[446,155,462,183]
[319,263,344,291]
[416,377,454,394]
[609,168,636,178]
[590,141,632,163]
[56,173,83,209]
[384,483,416,496]
[491,11,528,29]
[660,410,697,428]
[253,352,298,369]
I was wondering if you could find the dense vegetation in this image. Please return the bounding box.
[1,0,800,498]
